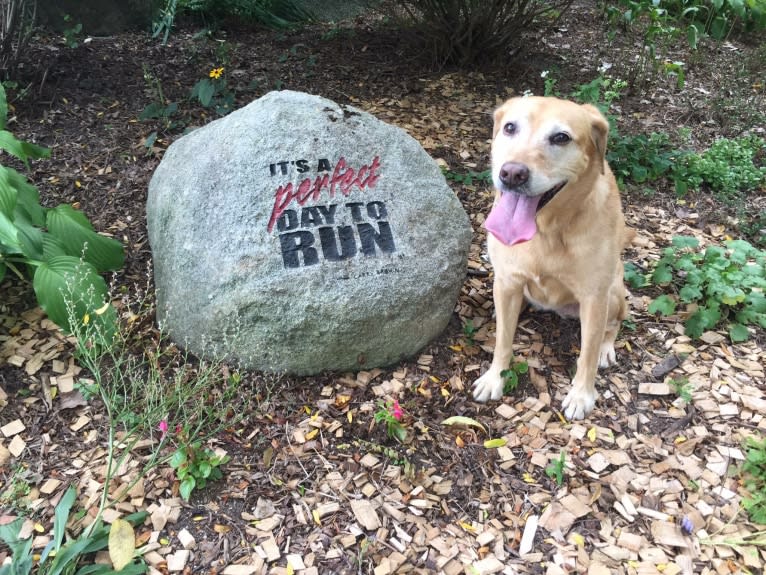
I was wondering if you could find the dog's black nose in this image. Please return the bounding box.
[499,162,529,188]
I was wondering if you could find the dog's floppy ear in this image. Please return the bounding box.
[581,103,609,175]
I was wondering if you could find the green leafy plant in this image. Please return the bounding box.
[0,84,123,338]
[169,432,230,500]
[668,376,694,403]
[541,69,558,96]
[662,0,766,39]
[139,65,181,132]
[608,131,679,188]
[395,0,574,66]
[442,167,491,186]
[374,400,406,442]
[624,261,648,289]
[161,0,312,32]
[501,360,529,394]
[545,450,566,486]
[190,66,234,116]
[462,318,478,344]
[646,236,766,341]
[153,0,178,44]
[0,466,32,513]
[742,436,766,524]
[62,14,83,48]
[0,485,148,575]
[603,0,694,92]
[570,73,627,112]
[70,293,246,506]
[673,135,766,200]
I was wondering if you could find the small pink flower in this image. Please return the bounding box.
[158,420,169,438]
[391,401,403,421]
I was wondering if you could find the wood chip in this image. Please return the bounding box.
[1,419,26,437]
[39,478,62,495]
[518,514,538,555]
[260,536,280,562]
[8,435,26,457]
[349,499,381,531]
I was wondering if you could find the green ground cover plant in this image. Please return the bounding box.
[374,400,406,442]
[501,360,529,394]
[742,436,766,524]
[545,450,567,486]
[642,236,766,342]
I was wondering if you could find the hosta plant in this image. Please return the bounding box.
[0,85,123,339]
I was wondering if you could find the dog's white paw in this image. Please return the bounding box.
[598,342,617,368]
[472,370,505,403]
[562,387,597,420]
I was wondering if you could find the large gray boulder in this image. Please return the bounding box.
[147,90,471,374]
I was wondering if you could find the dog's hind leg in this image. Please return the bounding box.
[599,274,629,368]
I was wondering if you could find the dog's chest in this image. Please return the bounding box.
[522,275,580,318]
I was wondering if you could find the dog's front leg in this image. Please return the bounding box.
[473,280,525,402]
[562,296,608,419]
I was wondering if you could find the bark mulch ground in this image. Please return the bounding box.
[1,3,766,574]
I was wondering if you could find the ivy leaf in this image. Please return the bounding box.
[624,262,647,288]
[648,294,676,316]
[671,236,699,249]
[679,285,702,302]
[179,477,196,501]
[652,264,673,285]
[729,323,750,342]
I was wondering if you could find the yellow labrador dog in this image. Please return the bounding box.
[472,96,631,420]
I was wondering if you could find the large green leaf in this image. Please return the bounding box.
[54,486,78,551]
[0,130,50,167]
[0,173,16,217]
[46,538,92,575]
[0,85,7,130]
[10,208,44,261]
[42,234,69,260]
[0,210,20,252]
[1,166,45,226]
[46,205,124,272]
[33,256,117,339]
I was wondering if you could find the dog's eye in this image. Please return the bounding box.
[503,122,517,136]
[550,132,571,145]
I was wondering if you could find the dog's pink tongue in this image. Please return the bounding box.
[485,192,541,246]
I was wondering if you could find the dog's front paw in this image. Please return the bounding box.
[562,386,597,420]
[472,370,505,403]
[598,342,617,368]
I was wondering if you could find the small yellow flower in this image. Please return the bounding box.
[209,67,224,79]
[83,313,90,325]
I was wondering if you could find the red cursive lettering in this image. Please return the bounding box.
[267,156,381,232]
